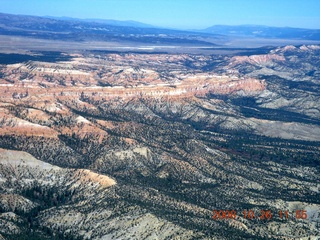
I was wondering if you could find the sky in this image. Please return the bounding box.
[1,0,320,29]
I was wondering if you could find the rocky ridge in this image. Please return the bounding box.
[0,148,195,239]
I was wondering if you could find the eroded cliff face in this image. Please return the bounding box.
[0,53,265,98]
[0,47,319,239]
[229,54,286,67]
[0,51,266,141]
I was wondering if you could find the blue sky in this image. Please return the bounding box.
[1,0,320,29]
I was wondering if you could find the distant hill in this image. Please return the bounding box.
[46,16,155,28]
[202,25,320,40]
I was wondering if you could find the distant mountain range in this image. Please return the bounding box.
[0,12,221,46]
[202,24,320,40]
[0,12,319,44]
[44,14,320,40]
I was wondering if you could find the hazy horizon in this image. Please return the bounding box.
[1,0,320,30]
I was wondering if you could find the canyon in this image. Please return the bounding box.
[0,43,319,239]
